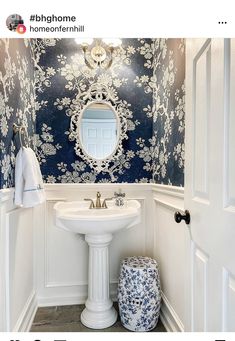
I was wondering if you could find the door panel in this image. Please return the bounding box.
[82,119,116,159]
[222,269,235,331]
[193,245,209,331]
[193,39,211,200]
[185,38,235,331]
[224,40,235,209]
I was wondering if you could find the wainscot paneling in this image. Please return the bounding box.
[1,183,187,332]
[152,184,187,332]
[0,189,37,332]
[35,183,153,306]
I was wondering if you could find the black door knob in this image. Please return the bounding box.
[174,210,190,225]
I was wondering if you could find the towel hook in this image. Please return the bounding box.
[13,123,30,148]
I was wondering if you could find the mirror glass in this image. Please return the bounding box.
[80,102,118,160]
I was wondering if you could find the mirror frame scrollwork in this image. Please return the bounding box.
[68,84,129,173]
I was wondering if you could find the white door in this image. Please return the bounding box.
[82,119,116,159]
[184,38,235,331]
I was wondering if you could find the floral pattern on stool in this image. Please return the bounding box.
[118,256,161,331]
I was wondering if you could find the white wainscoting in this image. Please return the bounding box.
[152,184,187,332]
[0,183,187,332]
[35,184,153,307]
[0,189,37,332]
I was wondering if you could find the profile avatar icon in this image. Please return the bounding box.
[6,14,26,33]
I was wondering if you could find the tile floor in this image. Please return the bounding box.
[30,303,166,332]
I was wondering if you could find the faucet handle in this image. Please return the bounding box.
[114,189,125,207]
[102,197,114,208]
[84,198,95,209]
[114,189,126,198]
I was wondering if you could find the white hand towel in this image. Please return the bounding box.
[14,147,46,208]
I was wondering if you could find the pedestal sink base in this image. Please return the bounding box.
[81,306,117,329]
[80,233,117,329]
[53,200,141,330]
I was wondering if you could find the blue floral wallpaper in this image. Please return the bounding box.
[0,38,36,189]
[33,38,154,183]
[152,39,185,186]
[0,38,185,189]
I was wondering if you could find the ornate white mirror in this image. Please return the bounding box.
[68,83,130,173]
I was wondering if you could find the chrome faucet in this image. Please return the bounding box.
[84,192,114,209]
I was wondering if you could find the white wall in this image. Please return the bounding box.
[152,184,188,331]
[0,189,37,332]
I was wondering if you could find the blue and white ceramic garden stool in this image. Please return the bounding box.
[117,256,161,332]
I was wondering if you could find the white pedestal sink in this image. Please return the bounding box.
[54,199,141,329]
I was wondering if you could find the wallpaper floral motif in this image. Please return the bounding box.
[152,39,185,186]
[0,38,185,189]
[0,38,36,189]
[34,38,154,183]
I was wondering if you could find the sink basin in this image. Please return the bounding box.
[53,198,141,329]
[54,200,141,235]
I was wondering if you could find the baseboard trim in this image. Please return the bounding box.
[13,290,37,332]
[160,292,184,332]
[37,294,87,307]
[37,289,118,308]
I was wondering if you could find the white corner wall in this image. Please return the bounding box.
[152,184,186,331]
[0,189,37,332]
